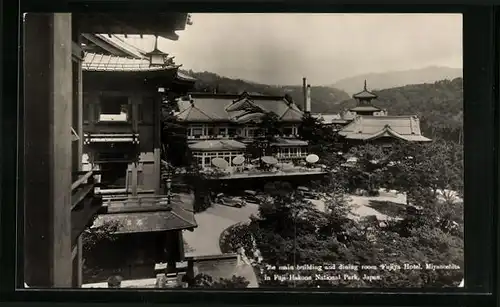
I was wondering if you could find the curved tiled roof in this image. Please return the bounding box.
[188,140,247,151]
[353,80,378,100]
[350,106,382,112]
[92,194,197,234]
[83,53,180,72]
[176,92,303,123]
[233,112,267,123]
[339,115,431,142]
[353,90,378,99]
[271,138,308,147]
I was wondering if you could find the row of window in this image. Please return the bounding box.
[192,151,246,168]
[275,147,308,158]
[186,124,298,138]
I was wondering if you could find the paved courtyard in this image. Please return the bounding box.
[183,203,260,257]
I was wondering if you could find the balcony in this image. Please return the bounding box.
[71,169,103,245]
[83,133,140,145]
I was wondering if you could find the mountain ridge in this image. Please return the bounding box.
[330,66,462,95]
[180,70,351,112]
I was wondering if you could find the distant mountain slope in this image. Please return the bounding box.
[326,78,463,142]
[331,66,463,95]
[181,70,351,112]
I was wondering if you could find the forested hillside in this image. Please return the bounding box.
[331,66,462,94]
[181,70,351,112]
[327,78,464,143]
[182,70,463,143]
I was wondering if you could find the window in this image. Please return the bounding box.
[207,126,215,136]
[228,127,237,137]
[246,127,258,137]
[283,125,298,136]
[98,96,130,122]
[99,162,128,189]
[218,127,228,137]
[191,125,204,137]
[283,126,293,135]
[83,97,89,124]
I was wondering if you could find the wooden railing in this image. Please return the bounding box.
[71,168,103,245]
[71,168,99,210]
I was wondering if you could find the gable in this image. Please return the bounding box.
[339,115,431,142]
[226,97,263,113]
[176,93,304,123]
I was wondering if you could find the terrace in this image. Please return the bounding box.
[201,162,326,180]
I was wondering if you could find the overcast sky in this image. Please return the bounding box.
[123,13,462,86]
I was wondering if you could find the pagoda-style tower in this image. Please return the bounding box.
[349,80,383,116]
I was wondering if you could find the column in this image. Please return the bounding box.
[23,13,73,287]
[153,95,162,194]
[131,162,138,196]
[76,41,84,173]
[77,235,83,287]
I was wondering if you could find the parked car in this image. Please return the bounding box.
[297,186,321,199]
[243,190,260,203]
[214,193,246,208]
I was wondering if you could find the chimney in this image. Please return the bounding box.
[302,77,307,111]
[306,84,311,113]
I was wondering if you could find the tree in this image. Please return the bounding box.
[386,140,463,206]
[81,220,121,282]
[246,112,281,168]
[161,103,190,167]
[185,273,250,288]
[298,112,344,160]
[256,111,282,141]
[240,165,464,288]
[342,144,391,194]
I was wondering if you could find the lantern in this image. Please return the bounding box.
[146,35,169,67]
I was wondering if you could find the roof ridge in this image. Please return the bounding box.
[279,105,304,120]
[365,126,413,141]
[93,34,144,59]
[111,35,150,57]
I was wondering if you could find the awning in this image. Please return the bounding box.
[93,210,196,234]
[189,140,247,151]
[271,138,308,147]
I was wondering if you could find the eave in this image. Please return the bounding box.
[75,13,191,41]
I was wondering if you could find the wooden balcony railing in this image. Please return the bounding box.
[71,169,98,210]
[71,168,103,244]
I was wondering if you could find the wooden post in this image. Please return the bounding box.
[23,13,73,287]
[77,235,83,287]
[131,162,138,196]
[153,95,162,194]
[77,45,84,173]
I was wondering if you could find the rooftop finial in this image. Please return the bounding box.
[153,35,159,51]
[364,80,367,91]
